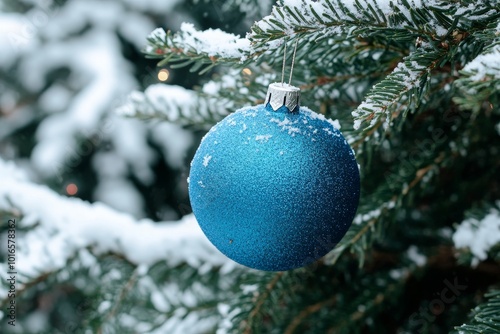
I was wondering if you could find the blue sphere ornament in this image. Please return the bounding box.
[188,83,360,271]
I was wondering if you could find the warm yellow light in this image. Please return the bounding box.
[158,69,170,81]
[66,183,78,196]
[242,68,252,75]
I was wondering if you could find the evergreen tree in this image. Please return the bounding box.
[1,0,500,333]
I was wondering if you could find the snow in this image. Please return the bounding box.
[407,246,427,266]
[38,84,73,114]
[27,31,136,177]
[118,84,198,121]
[1,0,198,227]
[453,209,500,265]
[121,0,183,13]
[301,106,341,130]
[93,178,146,218]
[270,117,301,136]
[151,290,170,312]
[352,58,426,130]
[0,158,234,300]
[203,154,213,167]
[398,61,425,88]
[151,122,194,169]
[109,118,158,185]
[462,45,500,81]
[149,27,167,40]
[201,70,240,95]
[352,200,396,225]
[0,13,38,68]
[389,268,409,279]
[253,0,450,44]
[23,311,49,333]
[217,304,242,334]
[255,134,272,142]
[118,82,234,128]
[172,22,251,60]
[117,12,156,49]
[203,81,220,95]
[98,301,112,313]
[353,208,381,225]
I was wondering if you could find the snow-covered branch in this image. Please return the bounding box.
[461,44,500,82]
[0,158,234,301]
[453,207,500,266]
[351,46,443,131]
[117,84,232,127]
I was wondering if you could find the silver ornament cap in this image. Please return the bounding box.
[265,82,300,113]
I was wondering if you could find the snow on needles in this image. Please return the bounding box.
[0,13,37,68]
[151,23,251,60]
[462,44,500,81]
[453,208,500,265]
[117,83,232,125]
[0,158,233,299]
[118,84,198,121]
[352,60,427,130]
[252,0,450,42]
[176,23,250,59]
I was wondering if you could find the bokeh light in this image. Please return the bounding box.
[158,69,170,81]
[66,183,78,196]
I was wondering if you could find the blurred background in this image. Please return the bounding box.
[0,0,269,331]
[0,0,270,220]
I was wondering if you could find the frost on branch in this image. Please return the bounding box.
[117,69,257,127]
[117,84,233,127]
[454,42,500,112]
[148,23,251,60]
[145,23,251,73]
[461,44,500,82]
[0,158,234,301]
[145,0,464,72]
[249,0,454,49]
[174,23,251,60]
[351,47,441,131]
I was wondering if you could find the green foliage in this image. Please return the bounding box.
[453,290,500,334]
[454,30,500,114]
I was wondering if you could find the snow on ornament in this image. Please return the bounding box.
[188,44,360,271]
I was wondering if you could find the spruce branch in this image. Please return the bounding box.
[144,0,500,74]
[284,295,337,334]
[242,272,284,334]
[351,45,445,131]
[99,268,140,333]
[326,156,442,267]
[117,84,233,128]
[0,158,232,311]
[145,25,251,74]
[248,0,452,50]
[454,41,500,113]
[117,68,272,128]
[452,290,500,334]
[326,280,402,333]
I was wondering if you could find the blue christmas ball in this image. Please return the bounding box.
[188,103,360,271]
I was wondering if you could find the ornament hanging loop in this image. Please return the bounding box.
[279,38,299,87]
[288,39,299,85]
[281,41,287,85]
[266,37,300,112]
